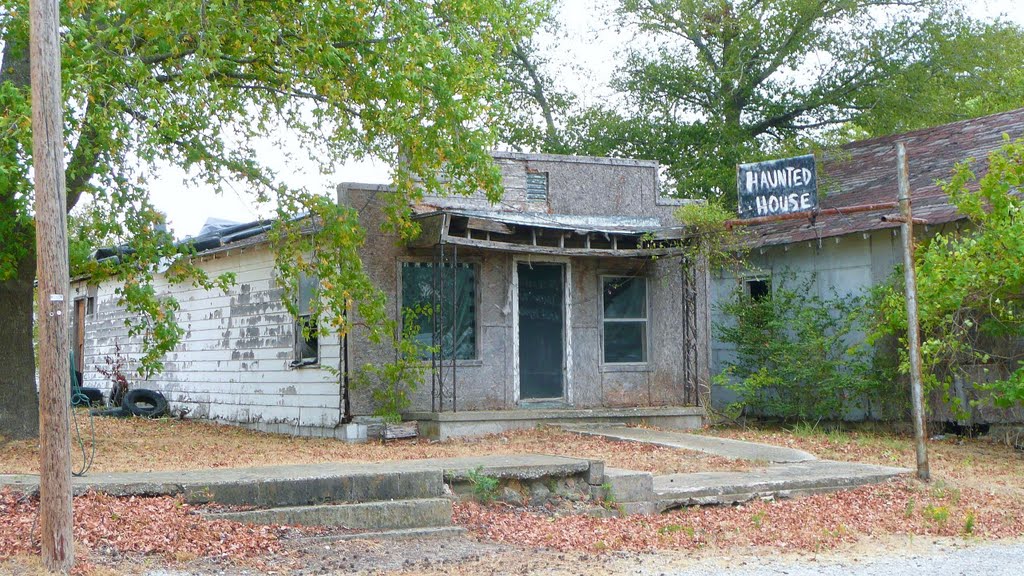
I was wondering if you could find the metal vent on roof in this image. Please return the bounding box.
[526,172,548,201]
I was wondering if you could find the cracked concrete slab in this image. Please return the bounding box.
[655,459,910,508]
[0,454,592,503]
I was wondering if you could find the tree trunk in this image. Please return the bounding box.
[0,252,40,441]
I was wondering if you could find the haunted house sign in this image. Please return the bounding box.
[737,154,818,219]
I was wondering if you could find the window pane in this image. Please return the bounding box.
[296,315,318,362]
[451,265,476,359]
[603,321,647,363]
[603,276,646,319]
[401,262,476,360]
[297,273,318,315]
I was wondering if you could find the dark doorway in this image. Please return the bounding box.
[72,298,86,373]
[518,262,565,399]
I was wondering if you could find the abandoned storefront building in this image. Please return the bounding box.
[347,152,709,438]
[71,151,710,440]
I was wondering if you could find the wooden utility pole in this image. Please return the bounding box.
[896,142,930,481]
[30,0,74,571]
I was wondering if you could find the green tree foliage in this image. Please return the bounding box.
[871,138,1024,410]
[558,0,1024,202]
[852,17,1024,137]
[715,274,896,422]
[0,0,547,438]
[493,10,579,153]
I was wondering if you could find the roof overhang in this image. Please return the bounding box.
[409,209,688,257]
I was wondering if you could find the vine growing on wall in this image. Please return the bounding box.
[674,201,749,272]
[352,306,437,423]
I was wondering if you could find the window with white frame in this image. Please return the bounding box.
[292,273,319,366]
[602,275,648,363]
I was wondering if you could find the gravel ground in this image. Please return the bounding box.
[137,534,1024,576]
[624,538,1024,576]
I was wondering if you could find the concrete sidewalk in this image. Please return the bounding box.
[655,459,909,508]
[561,424,816,463]
[0,425,910,517]
[559,424,910,506]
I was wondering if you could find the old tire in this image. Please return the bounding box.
[80,387,105,406]
[90,407,130,418]
[122,389,170,419]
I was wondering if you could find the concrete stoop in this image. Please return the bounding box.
[654,460,910,510]
[204,498,453,531]
[192,469,457,536]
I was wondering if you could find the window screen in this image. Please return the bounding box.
[602,276,648,363]
[401,262,476,360]
[293,273,319,365]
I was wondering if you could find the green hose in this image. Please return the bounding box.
[69,351,96,477]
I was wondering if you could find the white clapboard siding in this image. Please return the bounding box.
[72,244,344,433]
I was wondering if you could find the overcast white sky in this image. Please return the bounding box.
[147,0,1024,238]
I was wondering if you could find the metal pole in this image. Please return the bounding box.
[431,250,438,413]
[897,142,930,481]
[30,0,74,569]
[451,245,458,412]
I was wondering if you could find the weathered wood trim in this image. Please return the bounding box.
[441,233,687,258]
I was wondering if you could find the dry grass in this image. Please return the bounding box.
[456,476,1024,553]
[706,425,1024,496]
[453,425,1024,554]
[0,412,750,476]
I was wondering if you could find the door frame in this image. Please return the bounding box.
[511,256,573,404]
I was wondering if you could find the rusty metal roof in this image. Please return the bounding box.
[413,208,678,235]
[746,108,1024,247]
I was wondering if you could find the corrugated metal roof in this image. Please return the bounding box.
[746,108,1024,247]
[415,208,681,235]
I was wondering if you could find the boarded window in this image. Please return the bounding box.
[293,273,319,366]
[526,172,548,201]
[602,276,648,363]
[401,262,476,360]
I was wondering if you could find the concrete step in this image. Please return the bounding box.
[299,526,466,542]
[204,498,453,531]
[598,467,654,504]
[185,469,444,508]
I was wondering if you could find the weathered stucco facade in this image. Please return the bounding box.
[347,152,710,432]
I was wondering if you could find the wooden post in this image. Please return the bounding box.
[30,0,74,570]
[896,142,930,481]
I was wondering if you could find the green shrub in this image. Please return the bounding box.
[353,306,436,423]
[715,273,899,422]
[869,138,1024,411]
[466,466,500,504]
